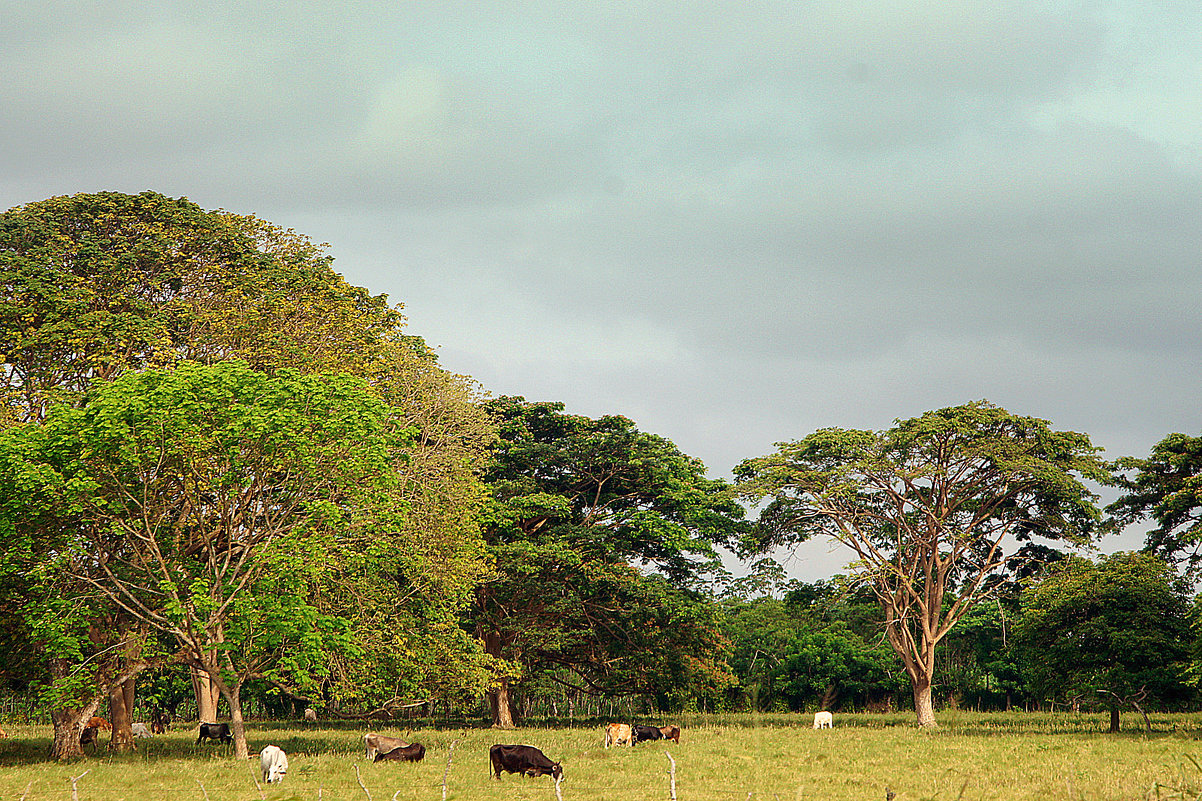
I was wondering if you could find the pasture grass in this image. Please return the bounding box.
[3,713,1202,800]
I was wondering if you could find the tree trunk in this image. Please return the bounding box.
[912,676,937,728]
[107,682,135,753]
[206,669,250,760]
[192,665,220,722]
[1109,707,1120,733]
[490,677,516,728]
[50,698,103,761]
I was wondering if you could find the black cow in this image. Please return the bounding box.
[197,722,232,743]
[80,725,99,749]
[632,724,664,744]
[489,744,563,780]
[374,742,426,762]
[151,710,170,734]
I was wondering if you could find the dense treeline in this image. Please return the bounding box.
[1,193,1199,758]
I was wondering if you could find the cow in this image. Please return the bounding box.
[80,725,99,750]
[365,732,419,762]
[489,744,563,780]
[604,722,634,748]
[374,742,425,762]
[260,744,289,783]
[303,707,317,722]
[151,710,170,734]
[197,722,233,743]
[632,724,663,745]
[660,725,681,743]
[88,716,112,731]
[130,722,153,738]
[813,711,833,729]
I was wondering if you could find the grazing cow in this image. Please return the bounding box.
[632,724,664,745]
[813,711,833,729]
[374,742,425,762]
[303,707,317,722]
[489,744,563,780]
[260,744,289,783]
[80,725,99,749]
[659,725,681,743]
[197,722,233,743]
[151,710,170,734]
[130,722,153,738]
[604,722,634,748]
[88,716,111,731]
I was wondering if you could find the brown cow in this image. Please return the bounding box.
[489,744,562,780]
[374,742,425,762]
[659,725,681,743]
[88,716,112,731]
[364,732,419,762]
[604,722,634,748]
[80,725,99,750]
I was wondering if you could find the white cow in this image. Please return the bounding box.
[130,722,153,738]
[813,711,833,729]
[260,744,289,783]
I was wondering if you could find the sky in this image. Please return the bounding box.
[3,1,1200,580]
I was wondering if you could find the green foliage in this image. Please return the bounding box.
[0,191,499,722]
[0,361,407,710]
[1014,552,1194,712]
[736,401,1109,725]
[1109,432,1202,576]
[476,397,748,716]
[0,191,407,425]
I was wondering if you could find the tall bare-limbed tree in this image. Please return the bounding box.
[735,401,1108,727]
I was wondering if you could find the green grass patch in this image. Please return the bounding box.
[3,713,1202,800]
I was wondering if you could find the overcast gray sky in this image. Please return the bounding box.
[3,1,1198,578]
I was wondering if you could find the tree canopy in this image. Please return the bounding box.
[1109,432,1202,576]
[1014,552,1194,731]
[735,401,1110,726]
[474,396,747,725]
[0,192,497,756]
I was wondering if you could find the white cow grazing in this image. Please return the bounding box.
[130,722,153,738]
[260,744,289,783]
[813,711,833,729]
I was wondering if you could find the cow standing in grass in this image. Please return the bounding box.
[489,744,563,780]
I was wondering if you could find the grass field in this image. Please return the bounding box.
[4,712,1202,800]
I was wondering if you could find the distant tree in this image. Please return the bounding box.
[735,401,1109,727]
[1014,552,1194,732]
[476,397,747,726]
[1109,433,1202,576]
[772,623,906,712]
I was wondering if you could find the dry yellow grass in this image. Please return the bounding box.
[1,712,1201,800]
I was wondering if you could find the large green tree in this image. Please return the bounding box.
[0,192,496,751]
[476,397,747,726]
[1014,552,1194,732]
[0,362,409,759]
[1109,432,1202,576]
[735,401,1109,727]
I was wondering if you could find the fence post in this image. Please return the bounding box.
[665,752,677,801]
[443,739,458,801]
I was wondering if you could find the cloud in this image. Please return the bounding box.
[3,2,1201,584]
